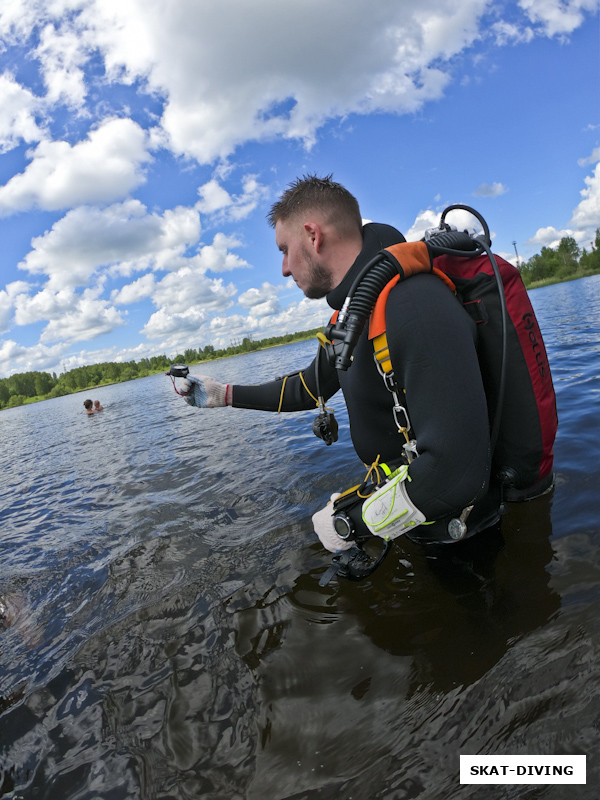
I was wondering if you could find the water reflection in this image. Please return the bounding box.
[223,493,561,798]
[1,279,600,798]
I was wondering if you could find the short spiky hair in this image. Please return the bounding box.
[267,174,362,233]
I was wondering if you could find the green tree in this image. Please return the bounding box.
[47,383,69,399]
[0,380,9,407]
[555,236,580,276]
[8,372,34,397]
[522,246,560,284]
[579,228,600,275]
[34,372,55,396]
[6,394,27,408]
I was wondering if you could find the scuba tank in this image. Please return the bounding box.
[322,205,557,502]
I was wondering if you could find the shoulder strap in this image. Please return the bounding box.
[368,266,456,340]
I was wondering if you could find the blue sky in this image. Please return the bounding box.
[0,0,598,379]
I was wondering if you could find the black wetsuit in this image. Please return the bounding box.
[232,223,501,544]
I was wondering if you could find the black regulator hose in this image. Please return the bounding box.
[426,230,484,258]
[440,204,492,247]
[333,256,400,370]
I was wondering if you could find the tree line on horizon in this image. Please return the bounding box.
[0,328,322,410]
[1,229,599,411]
[519,229,600,287]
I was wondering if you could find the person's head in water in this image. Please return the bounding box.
[83,399,94,414]
[268,175,364,299]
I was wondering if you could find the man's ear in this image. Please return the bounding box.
[303,221,324,252]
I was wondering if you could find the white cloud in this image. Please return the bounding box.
[196,180,233,215]
[0,72,44,152]
[0,0,494,164]
[0,337,69,379]
[238,282,279,309]
[150,269,237,311]
[0,281,31,333]
[192,233,250,273]
[254,295,330,335]
[14,285,76,326]
[0,0,41,42]
[214,295,329,346]
[578,146,600,167]
[569,159,600,240]
[141,306,211,343]
[473,181,508,198]
[491,21,535,45]
[108,232,249,313]
[526,224,572,250]
[141,288,328,354]
[528,150,600,249]
[0,295,11,334]
[0,118,151,214]
[518,0,598,37]
[247,297,281,318]
[1,1,595,170]
[12,284,125,343]
[111,273,155,305]
[196,175,269,222]
[404,208,441,241]
[39,294,125,343]
[147,0,469,161]
[19,200,201,288]
[237,282,283,318]
[34,17,89,107]
[140,262,239,344]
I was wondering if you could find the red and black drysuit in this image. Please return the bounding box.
[231,223,502,544]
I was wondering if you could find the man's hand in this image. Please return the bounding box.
[311,494,353,553]
[183,375,228,408]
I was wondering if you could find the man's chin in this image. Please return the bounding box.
[304,285,328,300]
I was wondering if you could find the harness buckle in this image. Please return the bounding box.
[403,439,419,462]
[373,355,418,453]
[392,401,410,432]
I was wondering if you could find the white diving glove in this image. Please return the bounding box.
[183,375,229,408]
[311,494,353,553]
[361,465,426,539]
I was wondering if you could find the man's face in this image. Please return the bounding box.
[275,218,332,299]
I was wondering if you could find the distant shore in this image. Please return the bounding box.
[3,269,600,412]
[0,328,321,411]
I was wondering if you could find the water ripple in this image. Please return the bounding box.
[1,283,600,798]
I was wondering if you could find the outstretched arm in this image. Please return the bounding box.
[182,348,341,413]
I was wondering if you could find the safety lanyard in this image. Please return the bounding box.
[373,335,419,463]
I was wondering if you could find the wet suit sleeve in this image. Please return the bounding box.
[385,274,491,520]
[231,350,341,412]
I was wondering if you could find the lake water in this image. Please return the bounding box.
[1,275,599,800]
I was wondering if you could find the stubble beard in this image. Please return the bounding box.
[303,253,332,299]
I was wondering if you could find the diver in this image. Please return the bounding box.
[177,175,555,576]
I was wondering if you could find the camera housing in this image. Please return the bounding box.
[169,364,189,378]
[312,410,338,446]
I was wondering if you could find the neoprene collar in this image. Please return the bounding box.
[326,222,406,311]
